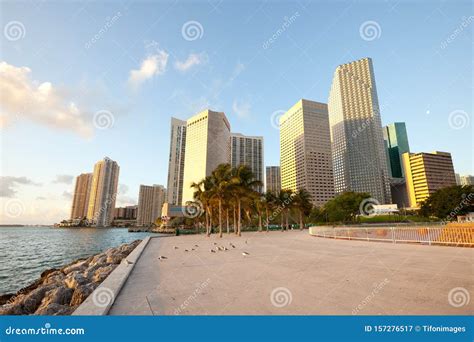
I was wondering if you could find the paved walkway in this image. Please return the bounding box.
[109,230,473,315]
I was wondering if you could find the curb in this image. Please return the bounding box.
[73,236,153,315]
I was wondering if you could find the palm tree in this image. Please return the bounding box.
[276,189,294,231]
[264,191,276,232]
[294,189,313,230]
[209,163,232,238]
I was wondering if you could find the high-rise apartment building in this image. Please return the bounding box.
[114,205,138,220]
[137,184,166,226]
[279,99,334,206]
[265,166,281,194]
[383,122,410,178]
[70,173,93,219]
[328,58,391,203]
[181,110,231,204]
[460,175,474,186]
[402,151,456,208]
[230,133,264,192]
[86,157,120,227]
[166,118,187,206]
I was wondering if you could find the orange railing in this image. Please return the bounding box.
[309,225,474,247]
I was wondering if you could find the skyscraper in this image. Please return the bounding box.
[87,157,120,227]
[137,184,166,226]
[265,166,281,194]
[230,133,264,192]
[460,175,474,186]
[280,99,334,206]
[383,122,410,178]
[402,151,456,208]
[70,173,93,219]
[328,58,391,204]
[166,117,187,205]
[181,109,231,204]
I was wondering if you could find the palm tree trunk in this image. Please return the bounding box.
[299,210,304,230]
[233,206,236,234]
[280,212,284,232]
[258,213,262,232]
[226,208,229,234]
[266,208,269,232]
[218,199,223,238]
[237,199,241,236]
[285,210,289,230]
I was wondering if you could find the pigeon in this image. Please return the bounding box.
[194,244,199,247]
[213,242,218,245]
[192,248,195,251]
[210,249,216,253]
[215,247,220,251]
[173,246,179,250]
[184,249,189,252]
[223,247,229,251]
[158,256,167,261]
[123,259,133,265]
[242,252,249,256]
[229,243,236,248]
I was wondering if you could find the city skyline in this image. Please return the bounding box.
[1,1,472,224]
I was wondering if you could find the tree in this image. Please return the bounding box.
[209,163,233,238]
[323,192,371,223]
[419,185,474,220]
[293,189,313,230]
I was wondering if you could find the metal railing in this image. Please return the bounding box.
[309,225,474,247]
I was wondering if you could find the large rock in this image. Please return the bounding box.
[70,283,98,307]
[64,272,88,289]
[106,252,127,264]
[92,265,116,283]
[20,285,55,314]
[62,259,89,275]
[43,271,66,285]
[35,303,74,316]
[40,286,73,307]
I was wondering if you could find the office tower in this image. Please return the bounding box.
[402,151,456,208]
[181,109,231,204]
[279,99,334,206]
[383,122,410,178]
[230,133,264,192]
[70,173,93,219]
[328,57,391,203]
[86,157,120,227]
[266,166,281,194]
[137,184,166,226]
[166,118,187,206]
[114,205,138,220]
[455,173,461,185]
[460,175,474,186]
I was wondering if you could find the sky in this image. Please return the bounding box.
[0,0,472,224]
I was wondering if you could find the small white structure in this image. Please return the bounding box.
[372,204,399,215]
[457,212,474,223]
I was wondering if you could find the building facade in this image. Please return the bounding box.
[280,99,334,206]
[265,166,281,194]
[70,173,93,219]
[460,175,474,186]
[230,133,264,192]
[166,117,187,206]
[114,205,138,220]
[87,157,120,227]
[181,110,231,204]
[328,58,391,204]
[402,151,457,208]
[137,184,166,226]
[383,122,410,178]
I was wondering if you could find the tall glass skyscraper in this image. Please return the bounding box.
[383,122,410,178]
[328,58,391,204]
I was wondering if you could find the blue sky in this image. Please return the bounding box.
[1,0,472,224]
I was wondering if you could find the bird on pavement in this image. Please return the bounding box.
[242,252,249,256]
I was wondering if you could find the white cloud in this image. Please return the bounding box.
[0,61,95,137]
[232,99,251,118]
[0,176,41,197]
[174,52,208,72]
[128,49,169,89]
[53,174,74,184]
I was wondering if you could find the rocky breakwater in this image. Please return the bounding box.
[0,240,141,315]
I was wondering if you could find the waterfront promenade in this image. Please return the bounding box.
[109,230,473,315]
